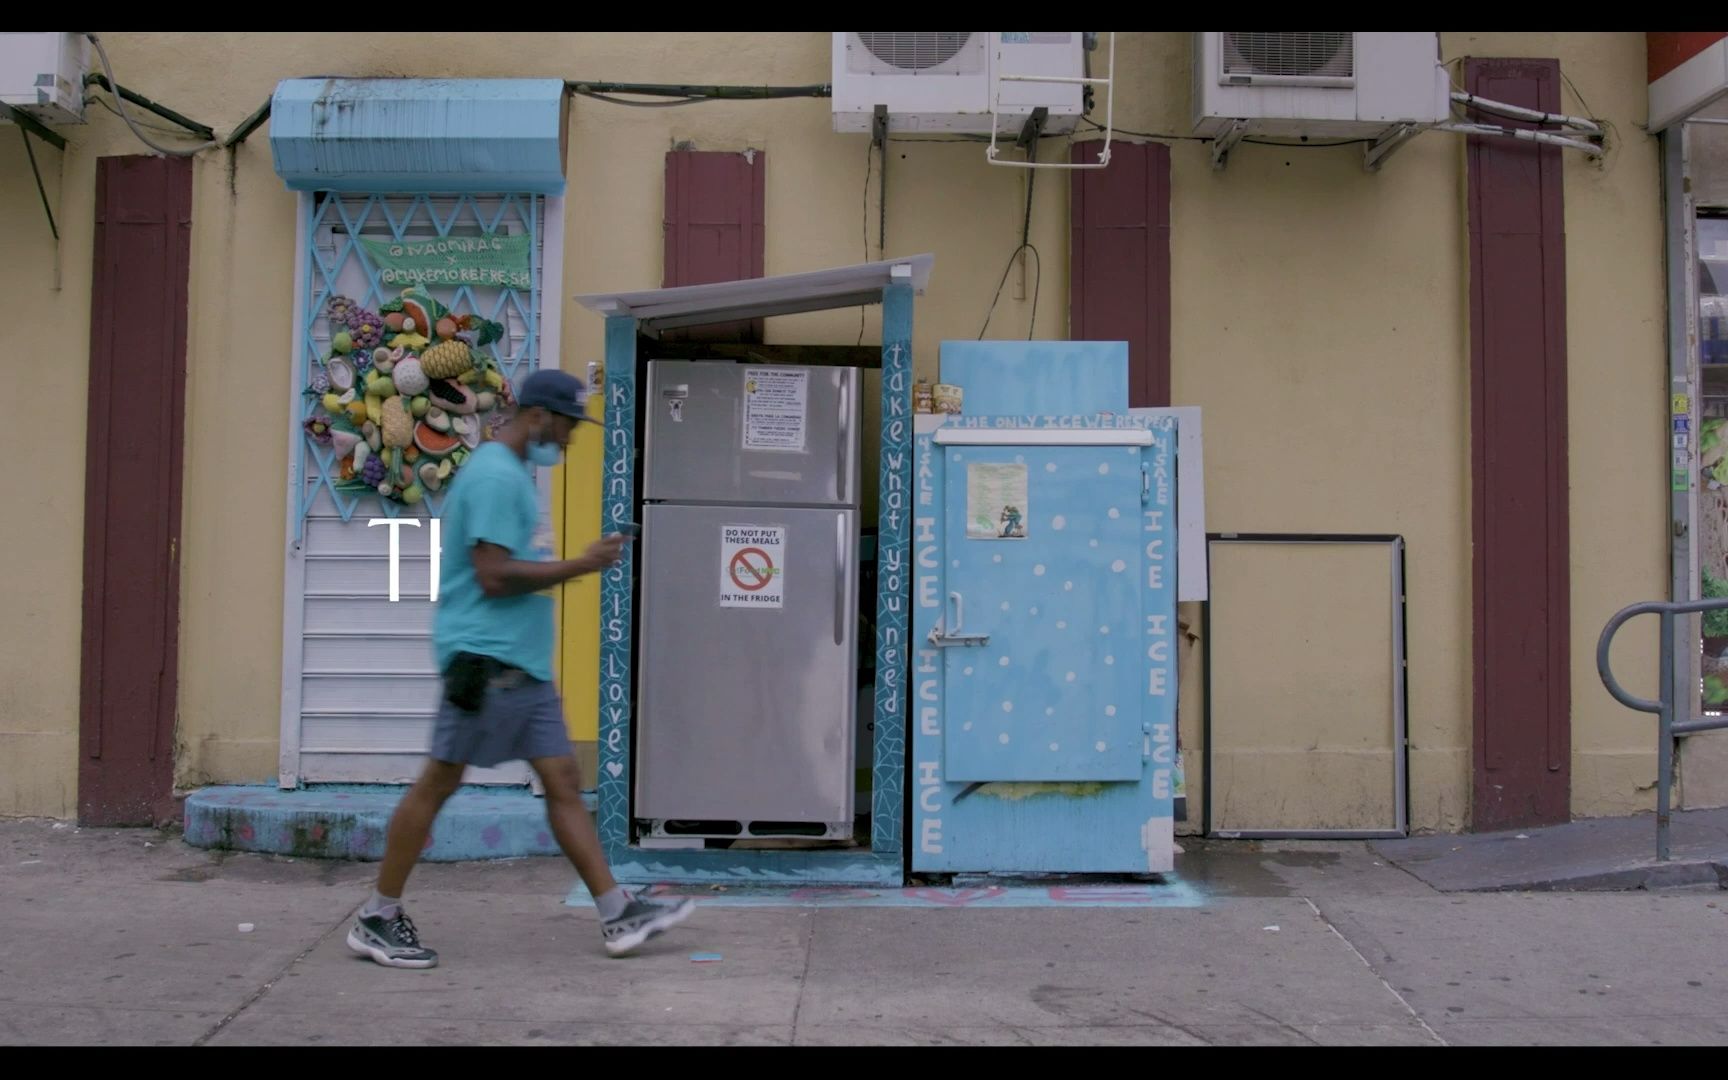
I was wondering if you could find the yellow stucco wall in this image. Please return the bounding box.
[0,32,1665,829]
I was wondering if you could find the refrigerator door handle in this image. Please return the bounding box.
[836,376,850,504]
[834,513,848,646]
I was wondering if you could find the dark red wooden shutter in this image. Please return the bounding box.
[80,155,192,826]
[663,149,766,343]
[1466,58,1571,830]
[1070,140,1172,407]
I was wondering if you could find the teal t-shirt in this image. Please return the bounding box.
[432,441,556,681]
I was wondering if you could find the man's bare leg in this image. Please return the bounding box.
[529,754,616,896]
[530,754,693,955]
[376,759,467,900]
[346,759,464,969]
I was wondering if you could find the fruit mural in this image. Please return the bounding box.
[303,287,516,507]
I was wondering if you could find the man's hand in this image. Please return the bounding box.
[579,533,632,573]
[471,533,633,599]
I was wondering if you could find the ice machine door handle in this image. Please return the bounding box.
[835,513,848,646]
[929,590,990,648]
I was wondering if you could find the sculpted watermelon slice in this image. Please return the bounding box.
[413,422,462,457]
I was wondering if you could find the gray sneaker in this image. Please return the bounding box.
[602,894,695,957]
[347,909,439,969]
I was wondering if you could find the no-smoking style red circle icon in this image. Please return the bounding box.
[728,547,775,591]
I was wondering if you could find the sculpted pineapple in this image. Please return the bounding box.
[419,339,473,380]
[381,395,414,448]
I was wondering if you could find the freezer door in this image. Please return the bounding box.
[939,443,1149,783]
[643,360,860,507]
[635,503,858,827]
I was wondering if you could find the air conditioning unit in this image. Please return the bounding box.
[0,32,90,126]
[1192,32,1449,139]
[832,32,1085,135]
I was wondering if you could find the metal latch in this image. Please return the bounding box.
[928,591,991,648]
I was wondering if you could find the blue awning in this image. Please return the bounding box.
[269,78,568,195]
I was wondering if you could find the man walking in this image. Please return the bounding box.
[347,369,693,969]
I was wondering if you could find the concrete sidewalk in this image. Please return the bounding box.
[3,820,1725,1046]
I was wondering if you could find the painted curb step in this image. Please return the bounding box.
[182,784,594,862]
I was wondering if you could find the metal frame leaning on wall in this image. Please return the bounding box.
[1200,533,1411,840]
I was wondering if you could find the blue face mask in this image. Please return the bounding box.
[527,440,563,467]
[526,420,565,467]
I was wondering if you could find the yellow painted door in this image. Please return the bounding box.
[554,382,606,746]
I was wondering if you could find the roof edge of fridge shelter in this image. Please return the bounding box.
[573,254,934,334]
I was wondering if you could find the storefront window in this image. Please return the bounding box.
[1698,212,1728,710]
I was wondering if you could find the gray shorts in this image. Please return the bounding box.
[429,674,573,768]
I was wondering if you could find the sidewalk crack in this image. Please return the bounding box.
[787,909,817,1046]
[191,901,360,1047]
[1304,896,1447,1046]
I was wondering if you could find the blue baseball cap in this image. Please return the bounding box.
[516,368,599,424]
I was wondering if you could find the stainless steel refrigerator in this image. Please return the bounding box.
[635,360,862,839]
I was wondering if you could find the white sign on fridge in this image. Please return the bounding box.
[742,367,809,452]
[719,524,786,609]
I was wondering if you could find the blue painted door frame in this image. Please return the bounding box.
[595,284,913,885]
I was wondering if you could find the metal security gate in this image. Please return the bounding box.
[278,192,563,787]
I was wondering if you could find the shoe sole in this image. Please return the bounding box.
[346,927,438,969]
[604,901,695,957]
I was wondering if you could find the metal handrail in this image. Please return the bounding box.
[1596,598,1728,860]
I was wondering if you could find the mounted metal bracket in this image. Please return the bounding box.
[1364,124,1422,173]
[1211,120,1248,170]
